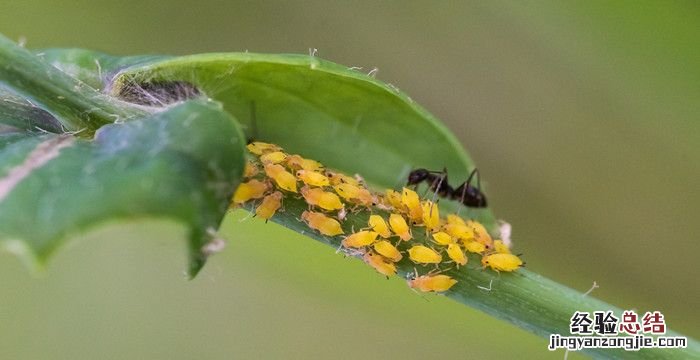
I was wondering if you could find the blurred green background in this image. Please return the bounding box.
[1,1,698,359]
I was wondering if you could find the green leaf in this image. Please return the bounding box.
[62,51,496,231]
[0,101,246,276]
[0,35,146,133]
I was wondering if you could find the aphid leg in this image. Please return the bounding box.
[428,266,444,275]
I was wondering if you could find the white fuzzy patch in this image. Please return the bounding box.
[497,220,512,247]
[0,135,75,202]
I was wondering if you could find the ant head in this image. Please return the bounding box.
[407,168,430,185]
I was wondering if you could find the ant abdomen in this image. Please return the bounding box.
[453,182,487,208]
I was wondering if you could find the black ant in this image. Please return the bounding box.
[406,168,487,208]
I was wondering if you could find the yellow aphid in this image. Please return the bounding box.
[468,220,494,248]
[447,214,467,227]
[481,253,523,272]
[389,213,412,241]
[255,191,283,220]
[374,194,393,211]
[446,243,467,266]
[260,151,288,164]
[368,215,392,238]
[243,161,258,178]
[363,251,397,277]
[373,240,403,262]
[334,183,374,206]
[342,231,379,248]
[301,186,344,211]
[296,170,330,187]
[401,187,421,209]
[444,222,474,241]
[494,240,511,254]
[421,200,440,230]
[247,141,282,155]
[383,189,403,209]
[359,192,377,207]
[286,154,323,171]
[464,241,486,254]
[333,183,357,200]
[401,187,423,222]
[431,232,454,246]
[408,274,457,293]
[301,211,344,236]
[408,245,442,264]
[264,163,298,193]
[326,170,361,186]
[232,179,269,204]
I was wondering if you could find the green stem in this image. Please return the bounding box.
[245,195,700,359]
[0,34,145,133]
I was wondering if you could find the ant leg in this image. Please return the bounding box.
[456,168,478,216]
[428,170,447,217]
[456,183,468,216]
[465,168,479,187]
[472,168,482,192]
[429,168,448,201]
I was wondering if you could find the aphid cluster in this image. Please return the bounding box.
[233,141,524,295]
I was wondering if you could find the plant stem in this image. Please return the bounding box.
[244,195,700,359]
[0,34,145,133]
